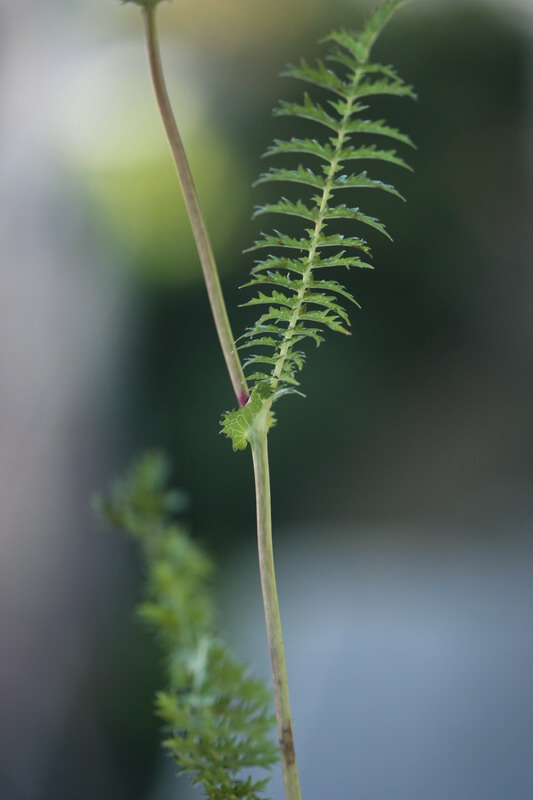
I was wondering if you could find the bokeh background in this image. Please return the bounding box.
[1,0,532,798]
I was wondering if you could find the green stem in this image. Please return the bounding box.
[143,5,249,407]
[250,418,302,800]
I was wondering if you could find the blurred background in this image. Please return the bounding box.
[1,0,532,798]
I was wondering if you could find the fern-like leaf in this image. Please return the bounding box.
[255,165,328,190]
[228,0,414,418]
[282,59,350,96]
[253,198,318,222]
[344,117,415,145]
[274,93,342,131]
[96,454,278,797]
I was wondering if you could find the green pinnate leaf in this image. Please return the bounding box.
[237,336,280,350]
[324,1,405,63]
[242,272,302,293]
[250,256,309,276]
[326,49,406,79]
[241,290,296,309]
[253,198,318,222]
[322,28,367,63]
[308,279,360,306]
[310,252,373,270]
[315,232,371,253]
[345,117,415,146]
[235,0,414,399]
[291,324,325,347]
[298,309,350,334]
[246,232,314,253]
[255,165,326,190]
[357,0,407,58]
[285,350,306,369]
[274,93,340,131]
[302,292,351,323]
[239,322,286,340]
[323,204,391,238]
[333,170,404,199]
[282,59,349,96]
[338,143,412,170]
[264,138,336,162]
[243,354,279,369]
[353,77,417,100]
[327,97,369,117]
[245,371,273,385]
[253,307,296,326]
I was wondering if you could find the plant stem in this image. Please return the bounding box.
[144,6,301,796]
[143,6,249,407]
[250,420,302,800]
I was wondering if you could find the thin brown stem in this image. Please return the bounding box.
[143,5,248,407]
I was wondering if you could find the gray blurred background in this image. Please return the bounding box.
[0,1,532,798]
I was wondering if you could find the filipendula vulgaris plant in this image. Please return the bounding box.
[102,2,416,799]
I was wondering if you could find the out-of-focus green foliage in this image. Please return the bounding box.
[97,454,278,800]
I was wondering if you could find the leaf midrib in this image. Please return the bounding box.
[269,66,365,394]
